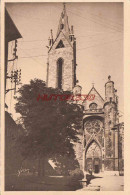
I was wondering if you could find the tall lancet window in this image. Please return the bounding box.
[57,58,63,89]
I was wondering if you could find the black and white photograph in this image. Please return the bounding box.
[3,0,124,191]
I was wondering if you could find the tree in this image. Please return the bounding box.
[5,111,24,175]
[15,79,83,176]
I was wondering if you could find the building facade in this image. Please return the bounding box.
[47,4,124,175]
[82,77,123,174]
[5,8,22,92]
[5,8,22,177]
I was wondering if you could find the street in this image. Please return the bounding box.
[77,174,124,191]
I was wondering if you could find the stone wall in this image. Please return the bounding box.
[47,32,75,91]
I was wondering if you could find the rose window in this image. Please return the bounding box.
[84,119,103,135]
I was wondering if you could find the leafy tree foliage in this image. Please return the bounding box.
[15,79,83,175]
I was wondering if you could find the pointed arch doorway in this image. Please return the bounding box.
[85,140,102,173]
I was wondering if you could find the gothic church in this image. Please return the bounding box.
[46,4,124,175]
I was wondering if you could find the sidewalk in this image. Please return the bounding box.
[77,174,124,191]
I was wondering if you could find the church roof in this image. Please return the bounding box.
[83,86,105,109]
[5,8,22,42]
[87,86,104,102]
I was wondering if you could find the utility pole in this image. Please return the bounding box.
[6,69,21,94]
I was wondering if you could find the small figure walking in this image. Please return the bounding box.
[88,168,92,176]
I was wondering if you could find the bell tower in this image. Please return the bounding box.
[104,76,119,171]
[46,3,77,91]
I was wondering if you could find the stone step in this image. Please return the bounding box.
[82,185,100,191]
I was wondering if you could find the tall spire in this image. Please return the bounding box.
[57,3,70,37]
[63,2,66,13]
[92,82,95,87]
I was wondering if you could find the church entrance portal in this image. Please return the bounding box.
[85,141,102,173]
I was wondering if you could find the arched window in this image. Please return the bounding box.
[57,58,63,89]
[84,119,103,135]
[89,103,97,109]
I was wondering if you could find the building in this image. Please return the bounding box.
[47,4,124,175]
[5,8,22,175]
[5,8,22,92]
[83,77,122,174]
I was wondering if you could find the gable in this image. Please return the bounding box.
[84,87,104,110]
[49,31,72,53]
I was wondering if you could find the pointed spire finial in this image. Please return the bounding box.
[92,82,95,87]
[56,2,70,38]
[48,29,54,47]
[50,29,53,40]
[61,2,66,17]
[63,2,66,11]
[71,25,74,34]
[108,75,111,81]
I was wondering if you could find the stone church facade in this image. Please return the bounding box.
[46,4,124,175]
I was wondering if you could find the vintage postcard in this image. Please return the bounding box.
[1,0,130,194]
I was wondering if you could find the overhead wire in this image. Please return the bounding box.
[18,31,120,44]
[77,38,122,51]
[17,37,122,58]
[73,6,123,27]
[19,48,46,67]
[55,5,122,33]
[11,5,123,62]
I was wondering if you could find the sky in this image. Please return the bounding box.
[5,2,124,120]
